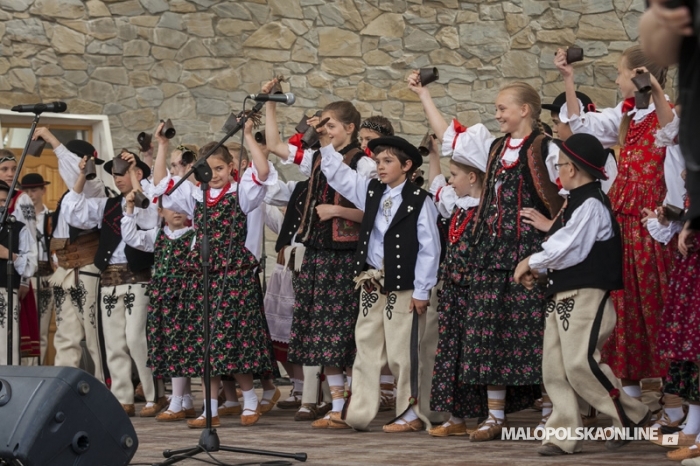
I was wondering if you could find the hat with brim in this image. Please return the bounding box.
[368,136,423,170]
[20,173,50,189]
[66,139,104,165]
[553,133,609,180]
[543,91,596,114]
[104,150,151,179]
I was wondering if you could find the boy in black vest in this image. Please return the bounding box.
[63,151,163,417]
[0,180,38,365]
[320,136,440,433]
[514,133,650,455]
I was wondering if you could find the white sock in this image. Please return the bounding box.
[182,394,194,410]
[242,389,259,415]
[327,374,346,413]
[293,379,304,393]
[168,395,183,413]
[480,389,506,431]
[223,400,240,408]
[261,389,277,405]
[684,405,700,435]
[446,415,463,425]
[171,377,188,397]
[145,401,155,408]
[346,376,352,389]
[622,384,642,398]
[202,399,218,418]
[380,375,394,385]
[396,407,418,425]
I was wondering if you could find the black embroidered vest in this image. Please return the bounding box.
[53,190,97,242]
[94,196,155,272]
[545,182,623,297]
[275,180,308,253]
[0,221,25,289]
[354,179,429,292]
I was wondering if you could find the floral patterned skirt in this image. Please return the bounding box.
[659,242,700,362]
[602,211,674,380]
[148,266,273,378]
[665,360,700,403]
[461,267,545,386]
[287,246,358,368]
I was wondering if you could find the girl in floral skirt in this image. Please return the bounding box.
[153,119,277,428]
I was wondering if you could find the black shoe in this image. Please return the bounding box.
[605,409,653,451]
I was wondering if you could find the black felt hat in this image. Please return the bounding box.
[553,133,609,180]
[65,139,104,165]
[20,173,50,189]
[368,136,423,170]
[103,150,151,179]
[543,91,596,114]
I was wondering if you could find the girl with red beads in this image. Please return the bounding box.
[410,72,563,441]
[556,45,679,402]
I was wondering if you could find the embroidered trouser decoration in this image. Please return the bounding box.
[25,276,55,365]
[542,288,650,453]
[52,265,105,382]
[101,282,154,405]
[0,290,20,365]
[345,269,429,431]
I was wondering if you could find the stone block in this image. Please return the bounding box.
[243,23,297,49]
[182,57,227,70]
[35,64,64,76]
[216,19,257,36]
[578,12,629,40]
[6,18,49,45]
[86,0,110,17]
[136,86,164,107]
[50,24,85,54]
[0,0,32,12]
[139,0,169,14]
[320,58,365,76]
[158,12,183,31]
[8,68,36,93]
[123,39,151,57]
[357,81,387,101]
[500,50,540,78]
[108,0,144,16]
[129,70,152,87]
[459,22,510,61]
[559,0,614,14]
[175,39,211,61]
[318,27,361,57]
[291,37,318,64]
[404,27,440,52]
[86,38,123,54]
[92,66,129,85]
[183,13,215,37]
[150,60,183,82]
[361,13,405,38]
[153,27,188,49]
[158,93,196,120]
[436,26,459,50]
[30,0,85,19]
[270,0,303,19]
[120,108,157,131]
[39,77,77,99]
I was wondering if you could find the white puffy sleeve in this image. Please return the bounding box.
[646,218,684,245]
[120,214,157,253]
[429,174,458,218]
[655,113,680,148]
[319,144,369,211]
[663,145,687,208]
[154,174,197,217]
[15,224,37,279]
[600,152,618,194]
[280,144,314,177]
[560,103,623,149]
[264,180,298,207]
[62,190,108,230]
[239,161,279,215]
[356,156,378,180]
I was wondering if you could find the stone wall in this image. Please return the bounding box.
[0,0,651,160]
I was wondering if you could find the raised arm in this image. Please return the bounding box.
[428,139,441,186]
[32,127,61,149]
[319,144,369,211]
[243,118,269,182]
[152,121,168,187]
[639,0,692,67]
[554,48,580,120]
[408,70,448,140]
[262,78,291,159]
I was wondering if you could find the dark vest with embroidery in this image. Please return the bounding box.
[545,182,623,297]
[0,221,25,289]
[275,180,308,253]
[94,196,155,272]
[354,179,428,292]
[297,143,365,251]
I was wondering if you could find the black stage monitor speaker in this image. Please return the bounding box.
[0,366,138,466]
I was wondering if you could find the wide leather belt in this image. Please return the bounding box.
[52,232,100,269]
[101,264,151,288]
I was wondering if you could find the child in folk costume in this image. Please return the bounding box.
[264,93,376,428]
[556,45,681,402]
[32,129,107,381]
[426,138,488,437]
[514,133,651,456]
[320,136,440,433]
[154,120,277,428]
[64,151,163,417]
[18,174,54,365]
[118,190,197,423]
[0,180,38,365]
[413,75,562,440]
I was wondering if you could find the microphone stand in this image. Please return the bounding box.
[2,112,42,365]
[155,100,306,466]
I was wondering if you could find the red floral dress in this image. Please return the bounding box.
[601,112,674,380]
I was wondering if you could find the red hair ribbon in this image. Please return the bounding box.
[288,133,305,165]
[232,168,239,182]
[585,103,597,113]
[452,119,467,150]
[364,146,372,157]
[621,97,635,114]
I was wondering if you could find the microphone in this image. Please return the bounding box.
[11,101,68,114]
[248,93,295,105]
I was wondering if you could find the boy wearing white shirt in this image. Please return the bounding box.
[321,136,440,433]
[514,134,650,455]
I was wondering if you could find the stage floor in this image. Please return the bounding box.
[128,388,676,466]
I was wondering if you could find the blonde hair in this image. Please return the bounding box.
[618,45,669,145]
[225,141,249,162]
[499,82,545,135]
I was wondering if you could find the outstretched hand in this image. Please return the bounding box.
[554,48,574,80]
[407,70,428,97]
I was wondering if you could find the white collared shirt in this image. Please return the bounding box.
[319,144,440,300]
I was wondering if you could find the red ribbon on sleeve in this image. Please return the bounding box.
[364,146,372,157]
[621,97,635,114]
[288,133,305,165]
